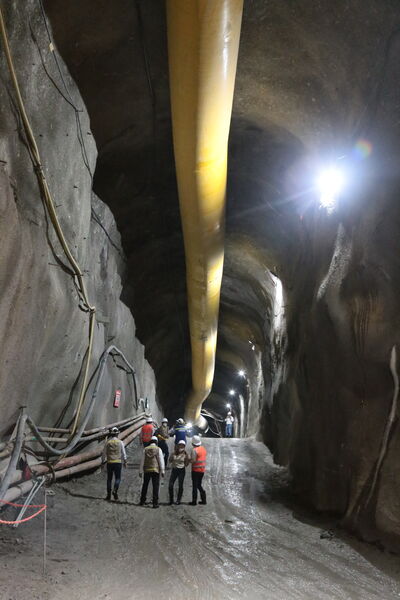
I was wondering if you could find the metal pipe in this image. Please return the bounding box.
[12,476,46,528]
[7,471,24,488]
[3,480,33,504]
[54,458,102,480]
[37,414,144,436]
[166,0,244,423]
[26,436,69,444]
[32,420,145,475]
[0,408,27,500]
[3,421,145,504]
[36,427,70,434]
[81,414,143,436]
[5,421,145,489]
[29,414,146,445]
[0,446,13,460]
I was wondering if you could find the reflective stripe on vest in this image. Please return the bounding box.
[106,438,123,463]
[192,446,207,472]
[157,424,169,441]
[175,426,186,442]
[144,445,160,472]
[141,424,153,442]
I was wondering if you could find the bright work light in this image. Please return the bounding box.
[316,167,344,211]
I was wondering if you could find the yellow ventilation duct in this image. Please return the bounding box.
[166,0,244,423]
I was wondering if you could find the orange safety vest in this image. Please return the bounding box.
[141,423,153,443]
[192,446,207,473]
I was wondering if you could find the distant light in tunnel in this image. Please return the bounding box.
[226,403,231,409]
[271,273,284,331]
[229,389,236,396]
[238,369,245,377]
[316,167,344,212]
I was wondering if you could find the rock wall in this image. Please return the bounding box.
[28,0,400,552]
[0,0,160,439]
[267,194,400,551]
[43,0,191,421]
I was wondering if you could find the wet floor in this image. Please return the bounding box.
[1,438,400,600]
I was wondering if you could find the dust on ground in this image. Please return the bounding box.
[1,438,400,600]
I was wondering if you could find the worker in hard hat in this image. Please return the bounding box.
[168,440,189,505]
[102,427,127,502]
[189,435,207,506]
[139,436,165,508]
[155,417,170,464]
[225,411,234,437]
[140,416,154,447]
[169,418,187,447]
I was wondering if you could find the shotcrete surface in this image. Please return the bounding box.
[0,439,399,600]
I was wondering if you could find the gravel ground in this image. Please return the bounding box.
[0,438,400,600]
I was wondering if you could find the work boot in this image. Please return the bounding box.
[189,501,197,506]
[105,494,111,502]
[153,504,159,509]
[199,491,207,505]
[113,489,119,501]
[169,494,174,505]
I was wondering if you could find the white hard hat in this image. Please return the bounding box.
[151,436,158,443]
[110,427,119,434]
[192,435,201,446]
[177,418,184,425]
[177,440,186,446]
[162,418,168,423]
[146,417,153,423]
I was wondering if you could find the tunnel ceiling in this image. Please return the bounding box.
[43,0,400,419]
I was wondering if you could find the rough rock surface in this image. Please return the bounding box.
[0,0,160,439]
[8,0,400,551]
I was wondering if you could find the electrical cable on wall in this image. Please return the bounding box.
[0,6,141,458]
[0,6,97,441]
[0,5,152,504]
[37,0,125,260]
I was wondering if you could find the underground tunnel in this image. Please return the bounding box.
[1,1,400,598]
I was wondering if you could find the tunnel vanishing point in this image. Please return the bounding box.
[2,0,400,596]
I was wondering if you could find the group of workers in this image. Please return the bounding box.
[102,417,207,508]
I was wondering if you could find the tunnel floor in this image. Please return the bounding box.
[1,438,400,600]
